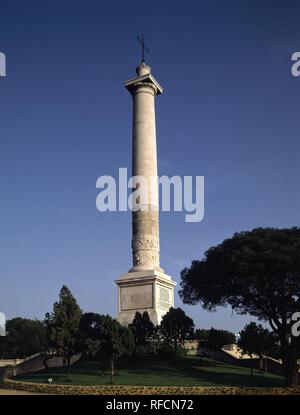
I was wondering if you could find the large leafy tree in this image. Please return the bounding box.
[238,322,278,376]
[0,318,48,359]
[160,307,194,358]
[45,285,81,379]
[180,227,300,387]
[129,311,154,354]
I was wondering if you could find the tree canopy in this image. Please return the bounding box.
[179,227,300,386]
[238,322,278,375]
[0,318,48,359]
[208,328,236,350]
[45,285,81,376]
[95,315,134,382]
[160,307,194,357]
[129,311,154,354]
[238,322,278,358]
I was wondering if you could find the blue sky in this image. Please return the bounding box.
[0,0,299,333]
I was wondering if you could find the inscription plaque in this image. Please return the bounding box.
[157,286,171,309]
[121,284,153,311]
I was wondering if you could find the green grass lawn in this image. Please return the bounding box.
[15,356,285,387]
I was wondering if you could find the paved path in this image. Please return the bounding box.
[0,388,43,395]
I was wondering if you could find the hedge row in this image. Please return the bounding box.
[2,379,300,395]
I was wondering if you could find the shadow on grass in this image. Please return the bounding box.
[15,356,285,387]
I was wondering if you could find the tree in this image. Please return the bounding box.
[45,285,81,380]
[238,322,278,375]
[0,318,48,359]
[80,313,133,383]
[148,325,162,355]
[129,311,154,354]
[238,322,260,376]
[194,328,210,341]
[207,328,236,365]
[193,328,210,352]
[160,307,194,358]
[98,315,133,383]
[78,312,103,359]
[180,227,300,386]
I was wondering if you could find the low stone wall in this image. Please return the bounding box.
[216,349,286,377]
[13,354,80,376]
[0,354,81,380]
[2,378,300,395]
[0,359,23,367]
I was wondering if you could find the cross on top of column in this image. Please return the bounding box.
[137,34,150,64]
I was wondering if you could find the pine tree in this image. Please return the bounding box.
[45,285,81,381]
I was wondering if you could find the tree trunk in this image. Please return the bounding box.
[289,363,299,388]
[110,359,114,384]
[283,359,299,388]
[67,357,71,382]
[250,356,253,377]
[280,333,299,387]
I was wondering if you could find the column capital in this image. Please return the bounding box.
[124,73,163,96]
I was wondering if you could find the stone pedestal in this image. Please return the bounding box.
[115,270,176,326]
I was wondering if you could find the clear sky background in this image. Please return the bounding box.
[0,0,299,333]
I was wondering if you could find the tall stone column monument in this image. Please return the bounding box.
[115,60,176,325]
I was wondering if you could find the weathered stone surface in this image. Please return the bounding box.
[115,269,176,325]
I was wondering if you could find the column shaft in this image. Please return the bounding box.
[131,82,160,271]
